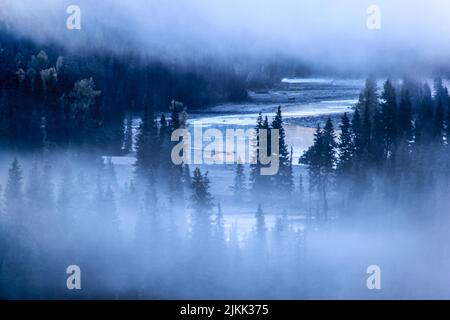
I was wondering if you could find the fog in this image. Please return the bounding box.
[1,150,450,299]
[2,0,450,73]
[2,1,450,300]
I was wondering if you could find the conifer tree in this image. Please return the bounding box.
[214,203,225,246]
[351,109,364,158]
[250,112,265,199]
[356,76,378,119]
[297,173,305,203]
[190,168,214,232]
[272,106,293,195]
[134,102,159,184]
[322,117,337,179]
[380,80,398,157]
[300,124,323,193]
[433,100,445,144]
[416,83,434,143]
[398,88,413,142]
[232,160,246,201]
[371,107,385,165]
[445,100,450,147]
[337,113,354,177]
[300,118,336,219]
[4,157,23,217]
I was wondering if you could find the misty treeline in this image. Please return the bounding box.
[299,77,450,223]
[2,77,450,299]
[235,76,450,223]
[0,28,251,152]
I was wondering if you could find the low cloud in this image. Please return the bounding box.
[2,0,450,73]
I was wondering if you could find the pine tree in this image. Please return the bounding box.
[416,83,434,144]
[300,118,336,219]
[322,117,337,178]
[380,80,398,157]
[250,112,265,199]
[300,124,323,193]
[287,146,295,194]
[371,107,385,165]
[160,113,169,138]
[356,76,379,119]
[433,100,445,144]
[352,109,364,158]
[446,100,450,148]
[232,160,246,201]
[434,77,449,108]
[337,113,354,177]
[134,102,159,184]
[214,203,225,246]
[272,106,293,195]
[159,113,169,162]
[362,102,372,155]
[169,100,182,132]
[398,88,413,142]
[350,108,374,197]
[190,168,214,232]
[4,157,23,217]
[167,104,186,206]
[297,173,304,203]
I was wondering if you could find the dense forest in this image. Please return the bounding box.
[301,77,450,222]
[0,27,252,153]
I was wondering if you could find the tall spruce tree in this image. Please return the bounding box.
[250,112,265,199]
[322,117,337,179]
[352,109,364,158]
[416,83,434,143]
[134,102,159,184]
[398,88,413,142]
[446,100,450,147]
[300,124,323,193]
[356,76,379,119]
[380,80,398,157]
[371,107,385,166]
[433,100,445,144]
[271,106,293,195]
[300,118,336,219]
[232,160,246,201]
[4,158,24,217]
[337,113,354,177]
[190,168,214,233]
